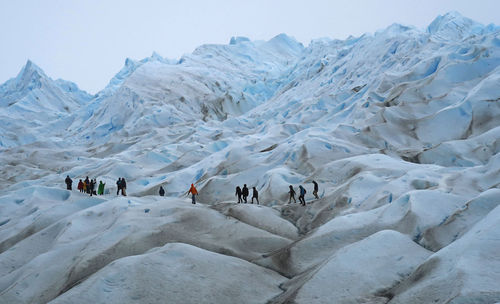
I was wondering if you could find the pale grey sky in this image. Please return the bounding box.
[1,0,499,94]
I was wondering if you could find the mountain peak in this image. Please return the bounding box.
[229,36,251,45]
[268,33,301,46]
[265,33,304,55]
[17,60,45,79]
[150,51,162,60]
[377,23,414,36]
[13,60,47,89]
[427,11,484,40]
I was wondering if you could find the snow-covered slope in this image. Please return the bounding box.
[0,60,92,148]
[1,12,500,304]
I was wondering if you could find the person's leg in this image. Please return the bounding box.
[192,194,196,204]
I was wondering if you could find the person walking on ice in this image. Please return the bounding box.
[65,175,72,190]
[235,186,242,203]
[89,179,95,196]
[116,178,122,195]
[312,180,319,199]
[121,178,127,196]
[98,181,105,195]
[78,179,84,193]
[288,185,297,204]
[159,186,165,196]
[251,187,259,204]
[242,184,249,203]
[188,183,198,204]
[299,185,306,206]
[84,177,90,194]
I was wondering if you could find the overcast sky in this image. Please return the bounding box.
[1,0,499,94]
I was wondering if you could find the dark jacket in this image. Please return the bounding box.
[299,186,306,196]
[242,186,249,196]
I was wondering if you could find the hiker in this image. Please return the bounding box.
[299,185,306,206]
[89,179,95,196]
[251,187,259,204]
[116,178,122,195]
[77,179,84,192]
[93,179,98,195]
[288,185,297,203]
[98,181,105,195]
[188,183,198,204]
[312,180,319,199]
[84,177,90,194]
[242,184,249,203]
[65,175,72,190]
[159,186,165,196]
[235,186,242,203]
[121,178,127,196]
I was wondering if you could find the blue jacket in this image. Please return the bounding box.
[299,186,306,196]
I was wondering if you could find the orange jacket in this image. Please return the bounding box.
[188,184,198,195]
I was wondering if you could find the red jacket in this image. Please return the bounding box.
[188,184,198,195]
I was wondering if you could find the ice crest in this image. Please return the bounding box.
[427,11,485,40]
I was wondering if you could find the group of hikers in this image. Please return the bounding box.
[158,180,320,206]
[287,181,319,206]
[67,175,319,205]
[235,184,259,204]
[234,181,318,206]
[158,183,199,204]
[116,177,127,196]
[64,176,127,196]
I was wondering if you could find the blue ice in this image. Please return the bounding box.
[195,169,204,181]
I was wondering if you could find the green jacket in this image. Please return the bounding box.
[98,182,105,195]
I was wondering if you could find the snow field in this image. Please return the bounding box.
[0,11,500,304]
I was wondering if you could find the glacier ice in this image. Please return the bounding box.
[0,11,500,304]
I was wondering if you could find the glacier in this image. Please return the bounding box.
[0,11,500,304]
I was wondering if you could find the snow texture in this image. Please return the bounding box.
[1,11,500,304]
